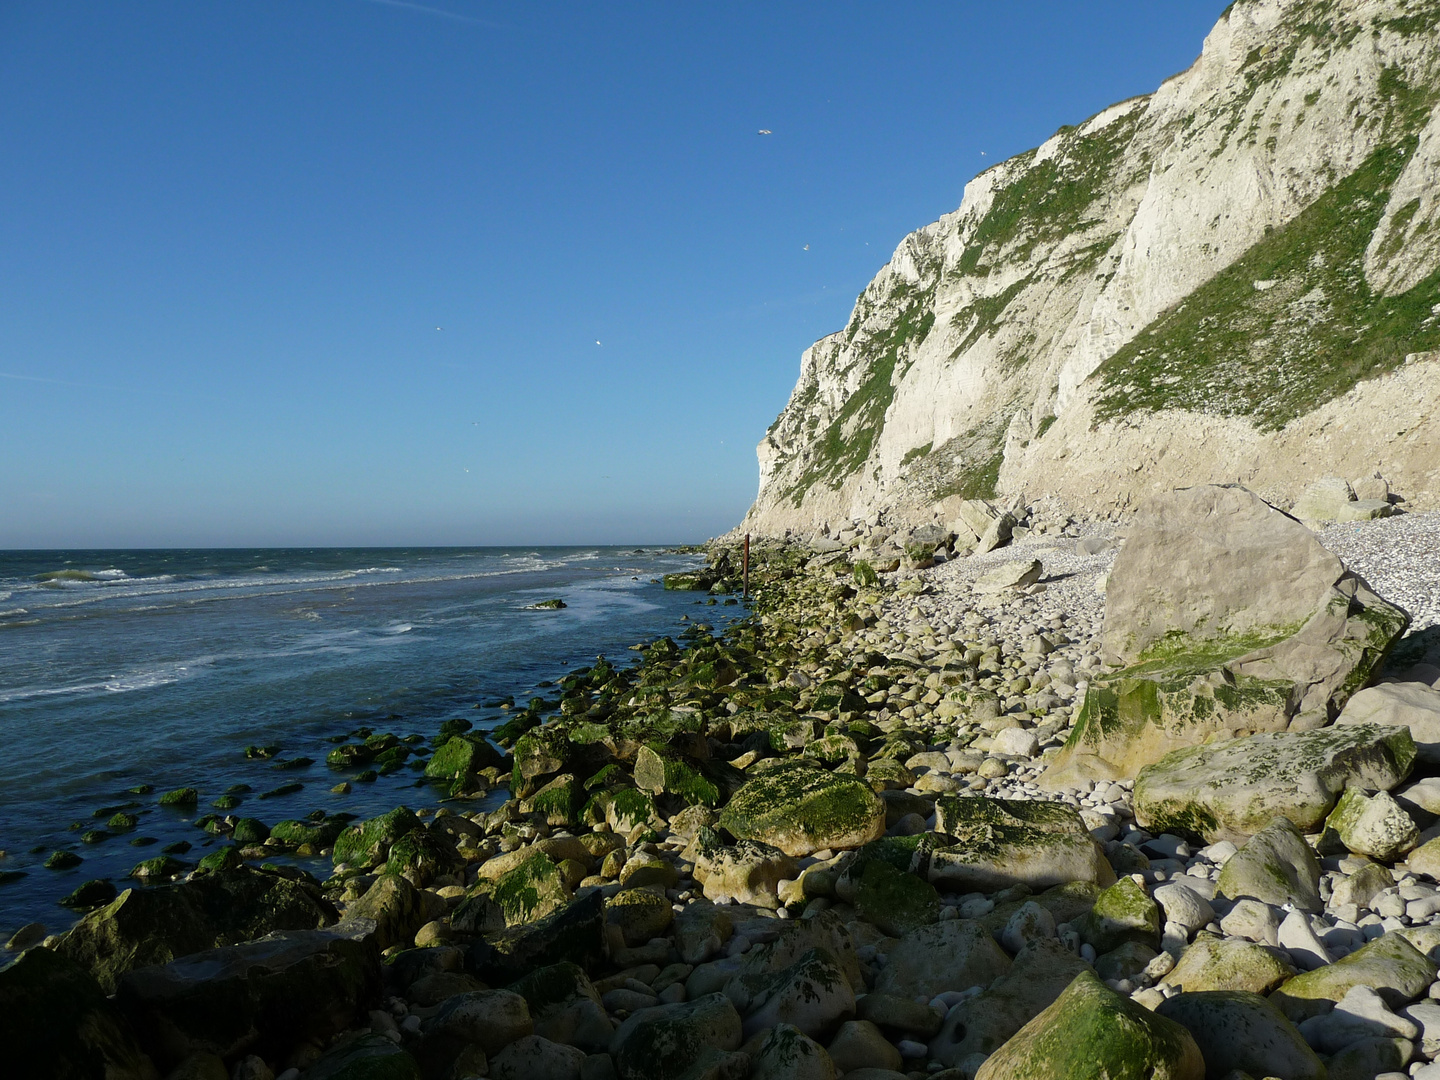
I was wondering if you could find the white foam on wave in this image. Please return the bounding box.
[0,657,211,704]
[0,607,29,618]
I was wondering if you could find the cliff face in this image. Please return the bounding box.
[744,0,1440,534]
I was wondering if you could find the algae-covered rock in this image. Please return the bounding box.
[158,787,199,808]
[54,867,337,994]
[1042,486,1408,788]
[519,773,582,827]
[610,992,743,1080]
[424,733,504,786]
[480,852,572,928]
[718,759,884,857]
[1074,875,1160,954]
[928,795,1114,892]
[1216,816,1322,912]
[1154,990,1324,1080]
[305,1033,420,1080]
[752,1022,837,1080]
[331,807,422,870]
[384,828,461,887]
[1322,786,1419,861]
[852,858,941,936]
[1,946,155,1080]
[1159,933,1296,995]
[634,745,734,807]
[872,918,1010,1001]
[1132,723,1416,844]
[269,818,344,850]
[974,970,1204,1080]
[1270,931,1437,1022]
[929,937,1091,1066]
[737,946,856,1039]
[606,887,674,946]
[346,874,424,951]
[692,831,797,909]
[1337,680,1440,763]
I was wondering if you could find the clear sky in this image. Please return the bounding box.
[0,1,1229,548]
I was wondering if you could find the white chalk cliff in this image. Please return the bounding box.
[743,0,1440,535]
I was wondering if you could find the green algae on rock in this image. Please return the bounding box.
[717,759,884,857]
[1270,931,1437,1022]
[1074,875,1160,954]
[974,970,1205,1080]
[927,794,1114,892]
[331,807,422,870]
[1132,723,1417,844]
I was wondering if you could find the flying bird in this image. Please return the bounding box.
[757,129,772,135]
[436,326,443,330]
[596,340,602,346]
[803,244,810,251]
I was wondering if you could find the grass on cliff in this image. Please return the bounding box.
[1091,138,1440,430]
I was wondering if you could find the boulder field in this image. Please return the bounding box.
[7,485,1440,1080]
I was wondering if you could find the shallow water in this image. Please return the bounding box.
[0,546,737,939]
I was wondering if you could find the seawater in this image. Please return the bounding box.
[0,546,731,939]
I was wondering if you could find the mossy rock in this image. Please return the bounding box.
[928,795,1114,893]
[196,846,245,873]
[158,787,199,808]
[326,743,378,769]
[60,879,118,911]
[585,787,657,834]
[106,812,139,830]
[852,858,940,936]
[975,970,1204,1079]
[269,818,344,850]
[130,855,186,880]
[425,734,504,786]
[634,746,739,807]
[1132,723,1417,845]
[606,887,675,947]
[44,851,82,870]
[1074,876,1160,954]
[232,818,270,845]
[1159,934,1295,996]
[489,852,572,927]
[332,807,421,869]
[385,828,460,887]
[718,759,885,857]
[520,773,582,827]
[1269,931,1437,1022]
[506,961,597,1016]
[210,795,242,810]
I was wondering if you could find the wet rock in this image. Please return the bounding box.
[479,891,609,984]
[331,808,423,870]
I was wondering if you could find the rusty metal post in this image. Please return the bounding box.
[743,533,751,600]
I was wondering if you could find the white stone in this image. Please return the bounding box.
[1295,985,1419,1053]
[1278,909,1332,972]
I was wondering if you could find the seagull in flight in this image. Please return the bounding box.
[803,244,810,251]
[758,129,772,135]
[596,340,602,346]
[436,326,443,330]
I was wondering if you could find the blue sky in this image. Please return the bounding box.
[0,1,1228,547]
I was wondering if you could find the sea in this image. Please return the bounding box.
[0,546,736,940]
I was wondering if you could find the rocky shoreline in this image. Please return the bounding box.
[9,489,1440,1080]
